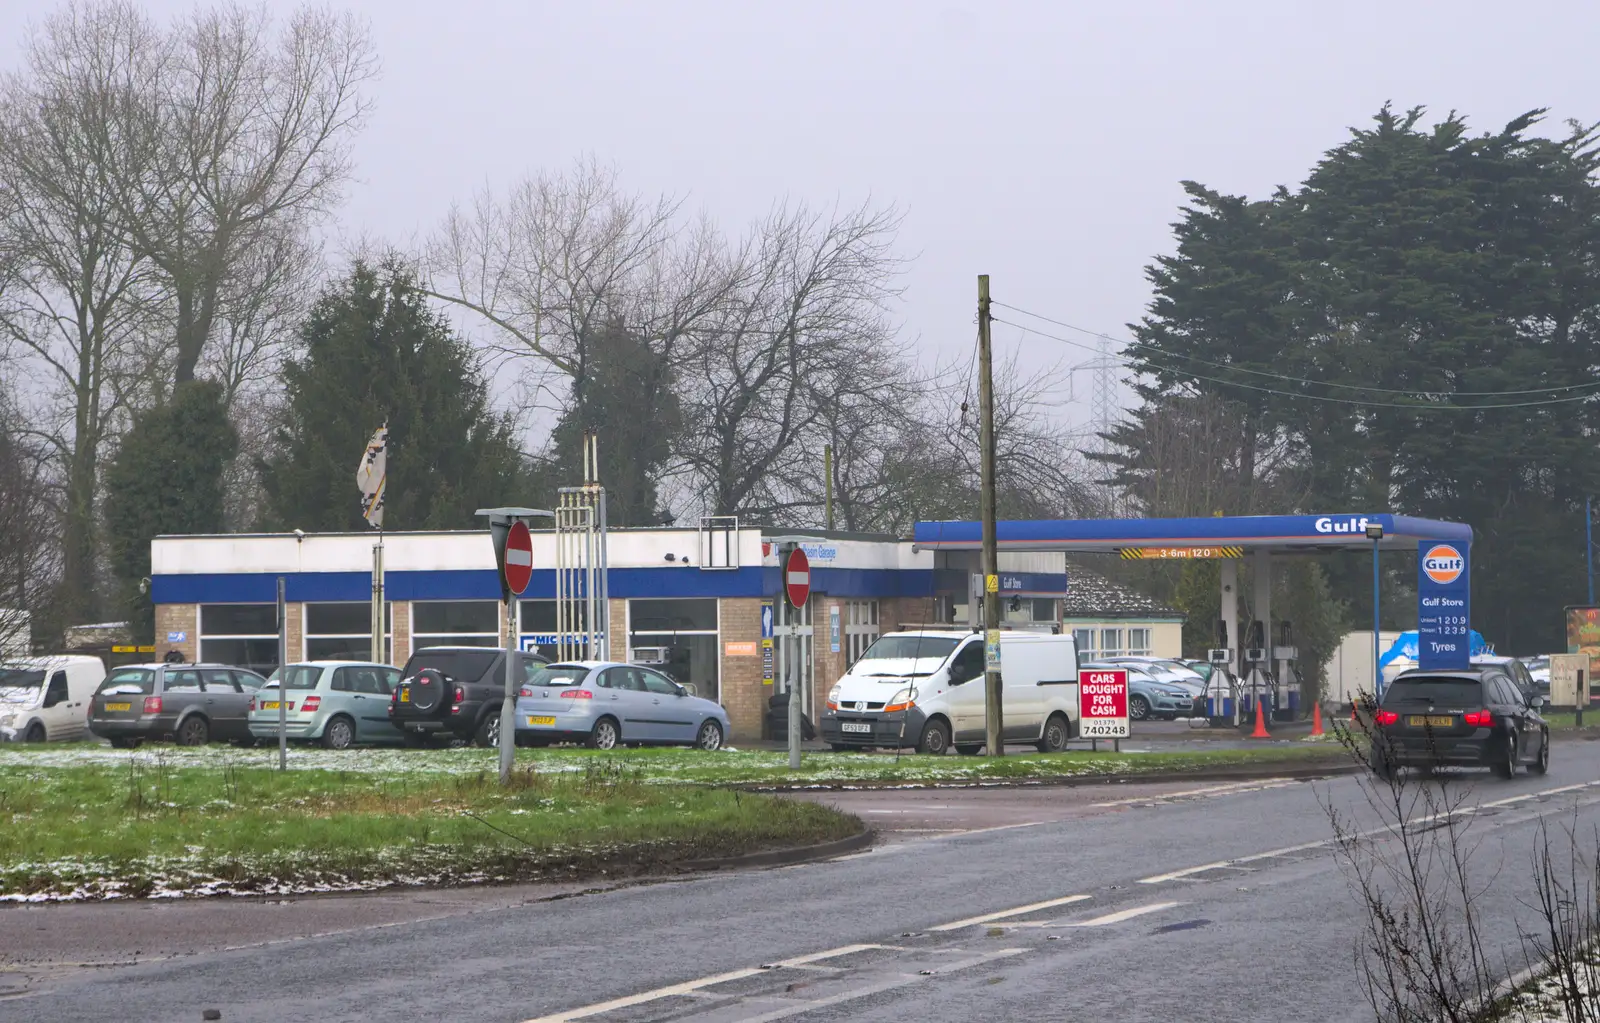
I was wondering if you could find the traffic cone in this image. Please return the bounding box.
[1250,699,1271,739]
[1310,702,1325,738]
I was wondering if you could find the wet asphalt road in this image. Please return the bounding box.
[5,740,1600,1023]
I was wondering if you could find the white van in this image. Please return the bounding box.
[0,655,106,742]
[819,630,1079,755]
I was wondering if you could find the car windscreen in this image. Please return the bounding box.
[526,664,589,687]
[0,668,45,704]
[261,665,322,691]
[0,668,45,690]
[97,668,155,695]
[402,650,499,683]
[1383,678,1482,708]
[852,636,961,674]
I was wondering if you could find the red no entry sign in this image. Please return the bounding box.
[1079,668,1129,738]
[504,520,533,595]
[785,547,811,609]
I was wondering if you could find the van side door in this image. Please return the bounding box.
[944,640,988,744]
[42,670,79,740]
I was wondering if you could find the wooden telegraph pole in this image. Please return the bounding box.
[978,275,1004,757]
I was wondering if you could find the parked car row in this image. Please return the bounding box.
[0,646,734,752]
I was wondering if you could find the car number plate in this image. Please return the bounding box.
[399,690,409,702]
[1407,715,1454,727]
[840,722,872,734]
[262,701,282,711]
[527,715,556,726]
[104,702,130,712]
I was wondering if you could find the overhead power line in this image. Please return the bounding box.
[994,300,1600,400]
[993,316,1600,411]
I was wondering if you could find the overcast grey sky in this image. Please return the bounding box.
[7,0,1600,429]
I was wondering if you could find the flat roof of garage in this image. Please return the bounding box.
[911,513,1472,555]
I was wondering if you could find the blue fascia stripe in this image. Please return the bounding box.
[152,566,938,604]
[914,514,1473,548]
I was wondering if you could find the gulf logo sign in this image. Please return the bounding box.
[1422,545,1465,585]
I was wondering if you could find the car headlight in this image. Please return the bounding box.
[884,688,917,712]
[828,684,842,704]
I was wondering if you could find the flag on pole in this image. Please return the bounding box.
[357,424,387,529]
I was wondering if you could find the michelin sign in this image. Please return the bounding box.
[1417,542,1470,670]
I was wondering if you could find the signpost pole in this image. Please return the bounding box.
[502,587,517,784]
[476,509,549,786]
[1368,525,1383,702]
[1588,496,1594,606]
[978,274,1004,757]
[276,575,287,772]
[785,543,804,770]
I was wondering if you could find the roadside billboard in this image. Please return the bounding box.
[1566,606,1600,684]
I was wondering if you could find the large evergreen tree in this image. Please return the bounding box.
[259,262,531,531]
[547,319,681,525]
[104,381,239,641]
[1119,105,1600,653]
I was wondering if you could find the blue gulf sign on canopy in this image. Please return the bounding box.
[1417,541,1470,669]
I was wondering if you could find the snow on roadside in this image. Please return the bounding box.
[0,744,1151,782]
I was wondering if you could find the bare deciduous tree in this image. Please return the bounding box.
[104,1,374,386]
[0,387,60,654]
[673,199,906,521]
[0,2,159,624]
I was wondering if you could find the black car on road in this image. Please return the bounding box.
[388,646,547,748]
[1370,666,1550,779]
[88,663,268,748]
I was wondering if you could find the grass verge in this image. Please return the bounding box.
[0,758,859,901]
[0,741,1350,787]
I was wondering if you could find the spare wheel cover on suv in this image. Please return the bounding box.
[407,669,449,713]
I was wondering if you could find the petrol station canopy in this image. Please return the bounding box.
[911,513,1473,557]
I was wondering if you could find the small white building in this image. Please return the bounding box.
[1059,571,1186,661]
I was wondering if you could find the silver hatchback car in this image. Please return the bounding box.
[247,662,403,749]
[515,661,731,750]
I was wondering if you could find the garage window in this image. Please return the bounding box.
[628,599,719,701]
[304,602,392,663]
[412,600,500,649]
[199,604,279,675]
[843,600,880,664]
[519,599,599,660]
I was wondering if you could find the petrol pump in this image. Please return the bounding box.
[1242,619,1274,722]
[1205,620,1238,727]
[1274,621,1301,722]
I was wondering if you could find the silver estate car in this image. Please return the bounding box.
[514,661,731,750]
[247,662,403,749]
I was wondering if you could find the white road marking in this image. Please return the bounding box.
[1137,839,1328,884]
[1070,902,1184,927]
[733,948,1027,1023]
[1089,779,1297,808]
[520,966,768,1022]
[927,892,1094,932]
[518,945,892,1022]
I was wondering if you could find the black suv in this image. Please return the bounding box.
[388,646,547,748]
[1370,666,1550,779]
